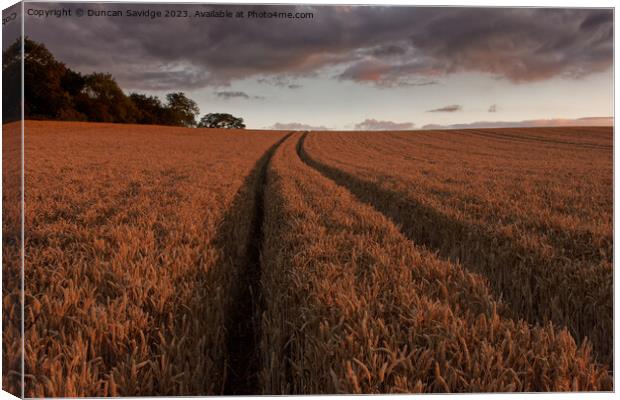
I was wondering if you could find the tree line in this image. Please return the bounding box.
[2,38,246,129]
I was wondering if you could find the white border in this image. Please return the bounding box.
[0,1,616,399]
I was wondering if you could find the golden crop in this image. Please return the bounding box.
[2,122,613,395]
[260,132,611,393]
[301,127,613,366]
[18,121,285,396]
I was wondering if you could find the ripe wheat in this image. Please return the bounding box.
[260,133,611,393]
[20,121,285,396]
[301,127,613,366]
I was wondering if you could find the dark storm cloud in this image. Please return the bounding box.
[23,4,613,90]
[337,58,441,87]
[401,8,613,83]
[428,105,462,113]
[367,44,407,58]
[580,10,613,31]
[354,119,415,130]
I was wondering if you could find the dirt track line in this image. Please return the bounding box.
[295,131,612,368]
[223,132,294,395]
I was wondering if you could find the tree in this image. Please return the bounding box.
[76,73,137,123]
[198,113,246,129]
[2,37,204,127]
[129,93,167,125]
[57,69,88,121]
[2,37,79,121]
[164,92,199,127]
[23,37,74,119]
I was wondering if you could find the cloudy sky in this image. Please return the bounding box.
[7,3,614,129]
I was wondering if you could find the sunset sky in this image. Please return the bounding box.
[5,3,614,130]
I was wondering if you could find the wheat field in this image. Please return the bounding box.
[19,121,285,396]
[1,121,613,396]
[300,127,613,367]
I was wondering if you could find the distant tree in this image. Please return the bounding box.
[129,93,167,125]
[23,37,73,119]
[2,37,80,121]
[198,113,246,129]
[61,69,86,98]
[58,69,88,121]
[164,92,199,127]
[2,37,204,127]
[75,73,138,123]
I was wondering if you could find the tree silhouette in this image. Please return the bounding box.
[2,38,246,128]
[76,73,138,123]
[165,92,200,127]
[129,93,167,125]
[198,113,246,129]
[3,37,80,121]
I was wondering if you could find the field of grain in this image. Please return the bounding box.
[260,132,611,393]
[301,127,613,366]
[19,121,285,396]
[1,121,613,396]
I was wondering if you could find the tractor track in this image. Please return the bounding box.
[223,132,293,395]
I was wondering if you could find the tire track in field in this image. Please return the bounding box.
[296,131,612,368]
[223,132,293,395]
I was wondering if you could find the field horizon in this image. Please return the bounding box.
[3,119,614,133]
[2,119,613,396]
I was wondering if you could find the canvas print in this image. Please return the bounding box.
[1,2,614,397]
